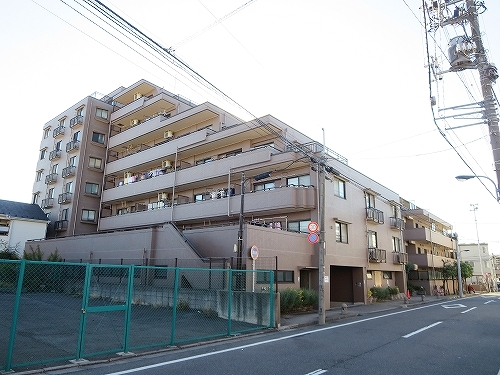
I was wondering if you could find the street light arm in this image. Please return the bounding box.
[455,174,500,201]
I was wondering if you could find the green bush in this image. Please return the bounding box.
[370,287,390,300]
[387,286,400,296]
[280,288,318,314]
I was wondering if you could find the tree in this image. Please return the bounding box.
[460,261,474,280]
[0,240,20,260]
[23,245,44,261]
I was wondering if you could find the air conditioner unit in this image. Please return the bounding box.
[164,130,174,139]
[133,92,142,100]
[162,160,172,169]
[130,119,140,126]
[158,192,168,201]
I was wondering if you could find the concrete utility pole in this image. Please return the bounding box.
[466,0,500,189]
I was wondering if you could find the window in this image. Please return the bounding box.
[287,175,310,186]
[431,222,436,231]
[55,140,62,151]
[335,222,348,243]
[365,193,375,208]
[218,148,242,158]
[95,108,108,119]
[65,182,73,193]
[69,156,77,167]
[92,132,105,144]
[257,270,294,283]
[366,271,373,279]
[40,149,47,160]
[287,220,310,233]
[76,107,84,116]
[391,205,399,218]
[60,208,69,220]
[59,118,66,126]
[43,128,50,139]
[85,182,99,195]
[51,164,58,174]
[196,157,212,165]
[368,230,378,248]
[383,271,392,279]
[73,131,81,142]
[32,192,39,204]
[195,193,204,202]
[392,237,402,252]
[36,170,43,182]
[255,181,275,191]
[89,156,103,169]
[81,209,96,222]
[48,188,54,198]
[333,177,345,198]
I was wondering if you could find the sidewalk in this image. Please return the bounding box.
[279,294,459,330]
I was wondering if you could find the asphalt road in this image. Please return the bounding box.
[29,294,500,375]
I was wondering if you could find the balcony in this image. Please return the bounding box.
[41,198,54,209]
[66,140,80,152]
[368,248,387,263]
[0,226,9,235]
[393,252,408,264]
[62,166,76,178]
[404,227,456,249]
[70,115,83,128]
[389,217,404,230]
[366,207,384,224]
[54,220,68,231]
[48,150,61,161]
[58,192,72,204]
[408,253,454,268]
[53,125,65,138]
[45,173,58,184]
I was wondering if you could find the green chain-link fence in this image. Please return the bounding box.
[0,260,275,372]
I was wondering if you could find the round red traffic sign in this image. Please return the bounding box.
[307,221,319,233]
[307,232,319,244]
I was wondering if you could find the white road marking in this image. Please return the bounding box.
[102,300,451,375]
[442,304,467,309]
[461,307,477,314]
[305,369,327,375]
[403,322,442,338]
[484,300,496,304]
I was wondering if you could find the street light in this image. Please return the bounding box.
[455,175,500,201]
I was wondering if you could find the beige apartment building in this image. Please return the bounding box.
[401,198,458,295]
[30,79,421,306]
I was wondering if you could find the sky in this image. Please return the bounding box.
[0,0,499,255]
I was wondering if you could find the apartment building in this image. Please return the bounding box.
[401,198,458,295]
[30,79,410,306]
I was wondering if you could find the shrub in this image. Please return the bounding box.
[387,286,400,296]
[370,287,390,300]
[280,288,318,314]
[177,300,190,311]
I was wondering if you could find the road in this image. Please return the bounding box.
[36,294,500,375]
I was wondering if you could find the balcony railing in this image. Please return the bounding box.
[393,252,408,264]
[54,220,68,231]
[41,198,54,209]
[48,150,61,161]
[45,173,57,184]
[62,166,76,178]
[389,217,404,230]
[366,207,384,224]
[70,115,83,128]
[368,248,387,263]
[66,140,80,152]
[53,126,65,138]
[58,192,72,204]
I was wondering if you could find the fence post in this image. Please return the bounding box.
[123,265,134,353]
[269,270,275,328]
[227,269,233,336]
[5,260,26,371]
[170,267,180,346]
[76,263,92,360]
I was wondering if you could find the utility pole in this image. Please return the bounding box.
[466,0,500,190]
[471,203,484,285]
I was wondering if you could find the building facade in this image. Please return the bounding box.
[29,79,444,307]
[458,242,497,291]
[401,199,458,295]
[0,199,49,256]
